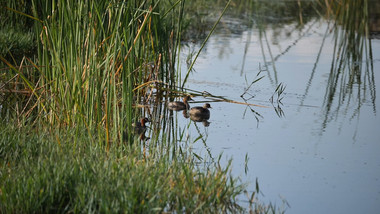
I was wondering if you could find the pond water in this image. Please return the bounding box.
[174,1,380,213]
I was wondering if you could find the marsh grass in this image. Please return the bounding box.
[0,0,36,60]
[1,0,184,139]
[0,27,36,60]
[0,124,245,213]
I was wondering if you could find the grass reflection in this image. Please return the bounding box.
[320,0,376,132]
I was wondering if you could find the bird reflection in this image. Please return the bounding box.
[190,114,211,127]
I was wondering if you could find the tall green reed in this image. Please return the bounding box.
[1,0,185,144]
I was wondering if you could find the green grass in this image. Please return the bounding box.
[0,0,36,61]
[0,27,36,60]
[0,124,245,213]
[1,0,184,139]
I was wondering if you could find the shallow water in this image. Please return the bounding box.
[175,1,380,213]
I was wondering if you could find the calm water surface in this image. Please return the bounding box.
[174,2,380,213]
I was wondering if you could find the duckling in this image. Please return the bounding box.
[182,109,190,119]
[189,103,211,119]
[132,117,150,134]
[168,95,193,111]
[123,118,151,145]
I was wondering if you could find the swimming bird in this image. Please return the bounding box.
[123,117,150,143]
[189,103,211,119]
[132,117,150,134]
[168,95,193,111]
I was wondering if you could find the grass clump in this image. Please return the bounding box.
[0,124,245,213]
[0,27,36,60]
[0,0,36,61]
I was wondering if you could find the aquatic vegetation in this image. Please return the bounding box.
[0,124,246,213]
[0,0,186,142]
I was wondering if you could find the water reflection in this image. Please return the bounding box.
[177,0,380,213]
[369,0,380,38]
[189,114,211,127]
[189,113,211,127]
[318,0,375,133]
[184,0,377,135]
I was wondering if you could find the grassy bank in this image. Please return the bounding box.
[0,124,245,213]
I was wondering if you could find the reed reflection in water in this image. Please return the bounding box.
[174,0,380,213]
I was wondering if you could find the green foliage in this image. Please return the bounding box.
[0,124,245,213]
[0,0,35,59]
[1,0,186,143]
[0,27,36,59]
